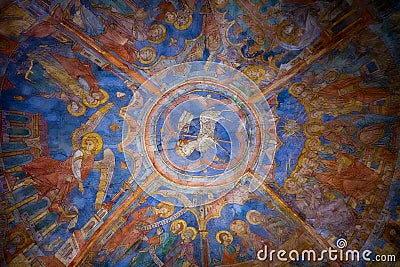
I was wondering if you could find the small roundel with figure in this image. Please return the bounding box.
[145,85,260,186]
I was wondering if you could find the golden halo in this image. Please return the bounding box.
[230,220,249,236]
[81,132,103,154]
[0,39,10,50]
[82,95,99,108]
[170,219,187,234]
[181,226,197,240]
[156,201,175,218]
[174,14,192,31]
[304,138,322,150]
[67,101,86,117]
[324,191,337,201]
[98,89,109,104]
[165,11,177,24]
[284,178,298,195]
[277,20,297,44]
[246,210,263,225]
[83,89,109,108]
[212,0,228,9]
[8,232,26,249]
[206,34,221,51]
[138,46,157,65]
[216,230,233,244]
[148,24,167,44]
[324,69,340,83]
[289,82,307,97]
[304,122,324,136]
[243,65,266,84]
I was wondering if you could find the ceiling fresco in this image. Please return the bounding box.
[0,0,399,266]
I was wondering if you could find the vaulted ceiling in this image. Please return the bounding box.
[1,0,399,266]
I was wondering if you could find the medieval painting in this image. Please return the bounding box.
[0,0,399,266]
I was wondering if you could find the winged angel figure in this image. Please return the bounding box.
[20,103,115,223]
[176,108,230,157]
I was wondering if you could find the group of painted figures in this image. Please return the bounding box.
[284,29,399,249]
[91,194,307,266]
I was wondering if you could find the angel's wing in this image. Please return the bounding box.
[237,14,266,38]
[237,14,275,39]
[177,110,194,133]
[71,103,114,150]
[199,109,221,137]
[93,148,116,210]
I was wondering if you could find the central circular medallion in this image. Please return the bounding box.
[123,61,276,207]
[144,80,261,187]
